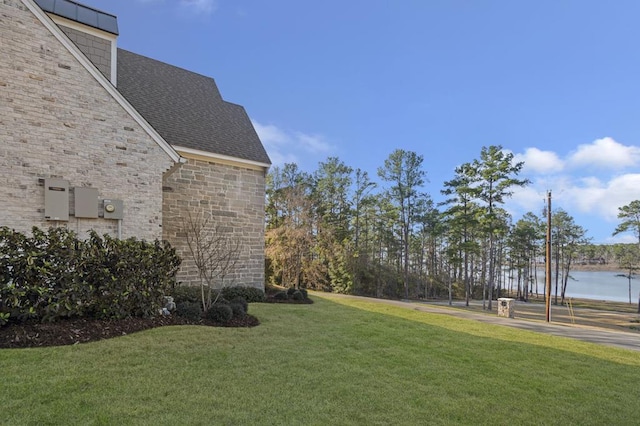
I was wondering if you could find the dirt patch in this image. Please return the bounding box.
[0,314,259,349]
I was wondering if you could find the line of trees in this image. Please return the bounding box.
[612,200,640,309]
[264,145,637,308]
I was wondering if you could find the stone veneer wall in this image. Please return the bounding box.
[163,158,266,290]
[58,25,112,81]
[0,0,174,241]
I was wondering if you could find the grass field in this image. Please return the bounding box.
[1,293,639,425]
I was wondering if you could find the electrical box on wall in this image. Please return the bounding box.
[74,187,98,218]
[44,178,69,221]
[103,199,123,219]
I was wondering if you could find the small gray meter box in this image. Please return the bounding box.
[103,199,123,219]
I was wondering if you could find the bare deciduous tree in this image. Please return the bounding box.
[182,211,241,312]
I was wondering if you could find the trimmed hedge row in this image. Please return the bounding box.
[0,227,181,325]
[171,285,265,306]
[171,285,263,324]
[271,287,309,301]
[221,286,265,303]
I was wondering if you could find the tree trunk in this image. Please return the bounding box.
[464,250,470,306]
[487,235,495,311]
[554,244,560,305]
[560,256,572,305]
[533,255,539,297]
[448,268,453,306]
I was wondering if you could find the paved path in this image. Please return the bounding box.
[317,293,640,352]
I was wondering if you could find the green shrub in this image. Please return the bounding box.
[273,291,289,300]
[0,226,84,322]
[229,301,246,318]
[205,303,233,323]
[213,296,229,306]
[0,312,10,326]
[0,226,181,324]
[86,232,181,319]
[299,288,308,299]
[230,297,248,313]
[292,290,304,301]
[221,286,265,303]
[176,301,202,321]
[171,286,201,304]
[287,287,297,296]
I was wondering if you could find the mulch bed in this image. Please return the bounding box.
[0,313,259,349]
[1,293,313,349]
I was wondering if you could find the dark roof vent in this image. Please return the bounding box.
[34,0,119,35]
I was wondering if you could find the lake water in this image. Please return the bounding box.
[517,270,640,303]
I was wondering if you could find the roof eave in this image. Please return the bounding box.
[174,146,271,171]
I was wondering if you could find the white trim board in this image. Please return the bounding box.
[175,146,271,171]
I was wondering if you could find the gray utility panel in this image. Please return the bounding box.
[74,187,99,218]
[44,178,69,221]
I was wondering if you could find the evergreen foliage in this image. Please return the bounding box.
[0,227,181,325]
[175,301,202,321]
[205,303,233,323]
[264,147,638,308]
[221,286,265,303]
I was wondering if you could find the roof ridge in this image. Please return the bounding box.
[118,48,219,85]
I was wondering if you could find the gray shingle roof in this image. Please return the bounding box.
[34,0,118,35]
[117,49,271,166]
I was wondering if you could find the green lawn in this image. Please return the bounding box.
[1,293,639,425]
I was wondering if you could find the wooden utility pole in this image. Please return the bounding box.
[545,190,552,322]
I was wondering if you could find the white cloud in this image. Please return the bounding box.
[564,179,607,215]
[252,120,335,168]
[294,132,332,154]
[591,174,640,220]
[510,171,640,240]
[509,138,640,242]
[568,137,640,170]
[509,186,548,214]
[515,147,564,174]
[179,0,218,14]
[554,173,640,241]
[251,121,290,147]
[265,150,299,168]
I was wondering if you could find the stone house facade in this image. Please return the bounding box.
[0,0,271,289]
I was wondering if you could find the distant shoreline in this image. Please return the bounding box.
[535,263,626,273]
[572,264,623,272]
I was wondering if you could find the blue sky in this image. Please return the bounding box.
[83,0,640,244]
